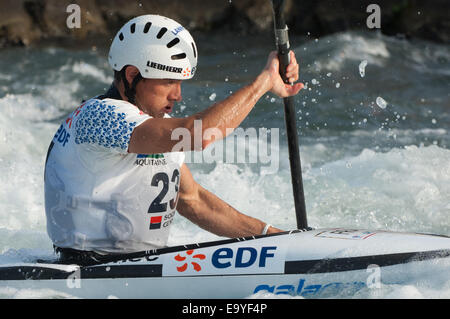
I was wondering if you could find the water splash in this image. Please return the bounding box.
[359,60,368,77]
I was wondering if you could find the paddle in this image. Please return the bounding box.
[270,0,308,229]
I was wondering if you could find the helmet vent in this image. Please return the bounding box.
[166,38,180,48]
[171,53,186,60]
[191,42,197,58]
[157,27,168,39]
[119,33,124,41]
[130,23,136,34]
[143,22,152,33]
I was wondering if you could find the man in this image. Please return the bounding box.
[44,15,303,264]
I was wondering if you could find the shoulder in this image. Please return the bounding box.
[83,98,147,116]
[73,98,150,153]
[76,98,151,127]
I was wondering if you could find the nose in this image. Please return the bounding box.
[170,82,182,102]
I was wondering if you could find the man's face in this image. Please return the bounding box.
[135,78,182,118]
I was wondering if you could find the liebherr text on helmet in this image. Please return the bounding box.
[147,61,182,74]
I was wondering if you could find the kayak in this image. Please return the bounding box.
[0,228,449,298]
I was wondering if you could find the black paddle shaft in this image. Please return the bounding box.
[271,0,308,229]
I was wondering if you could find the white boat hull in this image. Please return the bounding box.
[1,228,449,298]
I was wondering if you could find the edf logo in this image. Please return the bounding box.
[54,124,70,147]
[211,246,277,268]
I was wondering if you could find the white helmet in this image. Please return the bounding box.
[108,14,198,80]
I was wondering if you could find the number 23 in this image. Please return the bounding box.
[148,169,180,214]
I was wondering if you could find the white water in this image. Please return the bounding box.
[0,31,449,298]
[1,116,448,298]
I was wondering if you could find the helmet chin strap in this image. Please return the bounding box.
[121,67,143,105]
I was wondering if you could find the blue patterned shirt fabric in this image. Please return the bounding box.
[74,100,137,152]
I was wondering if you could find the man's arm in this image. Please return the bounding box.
[176,164,283,237]
[128,51,303,155]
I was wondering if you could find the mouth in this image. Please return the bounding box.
[163,105,173,113]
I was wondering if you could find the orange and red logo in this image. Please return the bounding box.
[182,67,191,78]
[174,249,206,272]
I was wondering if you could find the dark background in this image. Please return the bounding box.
[0,0,449,48]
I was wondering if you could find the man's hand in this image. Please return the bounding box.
[263,50,304,98]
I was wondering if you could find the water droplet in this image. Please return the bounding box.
[359,60,368,77]
[376,97,388,109]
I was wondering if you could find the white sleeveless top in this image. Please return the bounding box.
[44,97,184,254]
